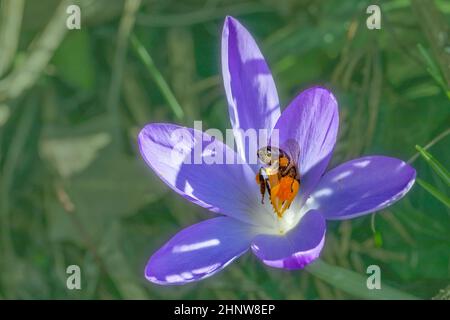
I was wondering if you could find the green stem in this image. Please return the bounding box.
[130,34,184,120]
[107,0,141,147]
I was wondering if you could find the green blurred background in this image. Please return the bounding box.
[0,0,449,299]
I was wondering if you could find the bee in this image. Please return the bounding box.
[256,145,301,218]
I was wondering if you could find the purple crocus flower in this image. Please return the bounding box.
[138,16,416,285]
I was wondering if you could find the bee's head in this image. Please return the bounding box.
[257,146,280,165]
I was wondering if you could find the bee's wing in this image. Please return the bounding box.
[283,138,301,165]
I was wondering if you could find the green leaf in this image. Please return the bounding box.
[417,44,447,91]
[415,145,450,186]
[416,178,450,208]
[306,259,419,300]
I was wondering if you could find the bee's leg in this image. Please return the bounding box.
[256,168,266,204]
[260,179,266,204]
[265,180,271,197]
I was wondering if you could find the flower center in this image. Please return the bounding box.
[256,146,301,219]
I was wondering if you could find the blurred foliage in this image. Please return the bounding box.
[0,0,449,299]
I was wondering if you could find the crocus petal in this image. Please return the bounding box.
[271,87,338,202]
[146,217,255,285]
[312,156,416,220]
[222,16,280,167]
[251,210,326,269]
[138,123,258,224]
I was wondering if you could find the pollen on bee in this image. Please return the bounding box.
[279,157,289,167]
[270,176,300,218]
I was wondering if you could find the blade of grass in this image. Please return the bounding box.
[416,178,450,208]
[0,98,39,298]
[0,0,74,101]
[130,34,184,120]
[408,128,450,163]
[412,0,450,92]
[417,44,449,98]
[107,0,141,147]
[306,259,419,299]
[0,0,25,77]
[415,145,450,186]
